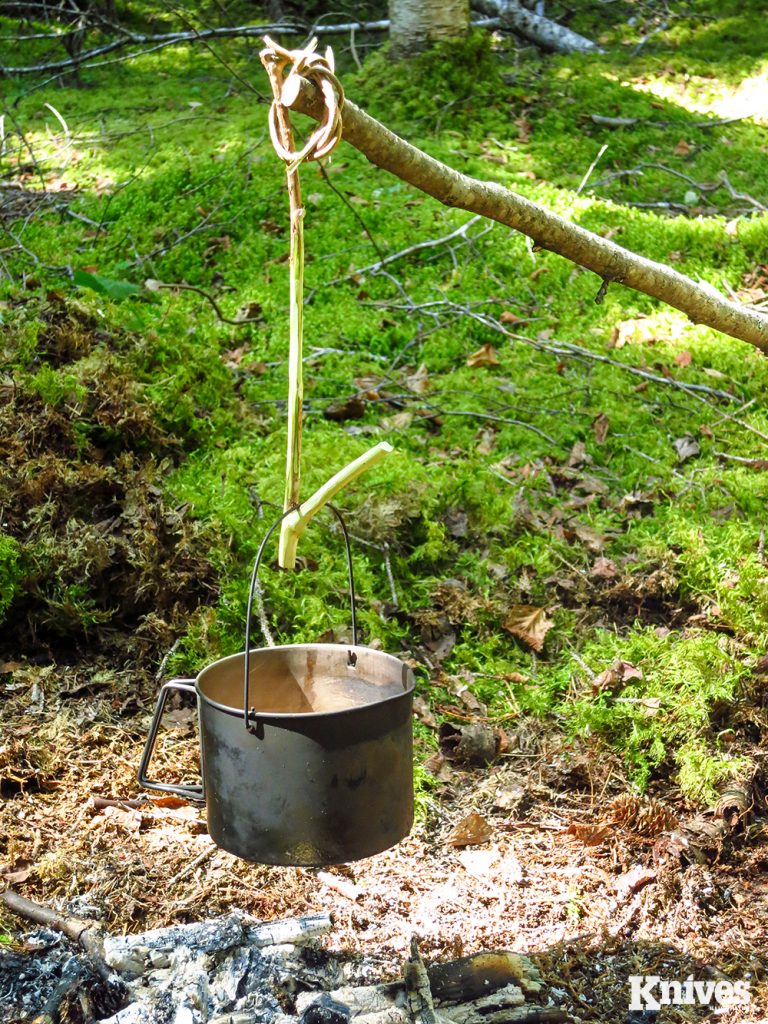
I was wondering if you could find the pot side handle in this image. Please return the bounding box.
[138,679,205,802]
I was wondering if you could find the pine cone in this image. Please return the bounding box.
[607,794,679,838]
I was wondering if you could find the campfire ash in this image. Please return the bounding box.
[0,904,567,1024]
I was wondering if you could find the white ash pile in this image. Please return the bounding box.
[0,907,571,1024]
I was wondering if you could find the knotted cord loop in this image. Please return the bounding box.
[262,36,344,171]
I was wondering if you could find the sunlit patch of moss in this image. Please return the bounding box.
[563,628,750,800]
[0,535,23,626]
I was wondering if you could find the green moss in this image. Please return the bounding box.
[0,534,23,625]
[564,629,750,801]
[2,1,768,805]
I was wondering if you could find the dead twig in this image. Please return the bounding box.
[144,280,263,325]
[590,163,767,213]
[171,843,217,884]
[1,890,124,996]
[453,306,741,403]
[0,19,390,78]
[324,216,485,290]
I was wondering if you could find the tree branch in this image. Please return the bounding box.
[286,80,768,352]
[473,0,602,54]
[0,20,390,77]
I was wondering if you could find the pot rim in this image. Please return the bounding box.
[195,643,415,721]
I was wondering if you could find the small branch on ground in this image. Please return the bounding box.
[144,279,263,325]
[590,162,767,213]
[324,215,485,290]
[1,889,123,996]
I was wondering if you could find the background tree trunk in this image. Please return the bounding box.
[388,0,469,57]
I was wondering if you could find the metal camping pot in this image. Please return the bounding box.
[138,508,415,866]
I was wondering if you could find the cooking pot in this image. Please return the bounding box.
[138,507,415,865]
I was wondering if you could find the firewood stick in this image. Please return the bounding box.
[1,889,121,990]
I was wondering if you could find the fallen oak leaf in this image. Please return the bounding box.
[503,605,553,652]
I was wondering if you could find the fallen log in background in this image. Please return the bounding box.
[284,74,768,352]
[473,0,602,53]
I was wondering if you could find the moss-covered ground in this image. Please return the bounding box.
[1,3,768,1011]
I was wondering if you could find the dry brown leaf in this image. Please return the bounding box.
[610,316,658,349]
[413,695,437,729]
[380,410,414,431]
[476,428,496,455]
[615,865,657,898]
[445,675,487,715]
[592,412,610,444]
[222,344,249,369]
[447,812,493,848]
[592,659,643,694]
[567,441,590,467]
[499,310,526,325]
[515,117,532,143]
[324,396,366,422]
[148,795,190,809]
[592,556,617,580]
[674,138,692,156]
[234,301,263,322]
[101,805,142,833]
[2,859,32,884]
[673,436,700,462]
[503,605,553,652]
[565,822,613,846]
[466,344,500,368]
[405,363,430,394]
[572,522,605,552]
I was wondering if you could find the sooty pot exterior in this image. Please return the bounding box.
[141,644,415,866]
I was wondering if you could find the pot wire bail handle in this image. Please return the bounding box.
[243,503,358,733]
[138,679,205,800]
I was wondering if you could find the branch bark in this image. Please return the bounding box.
[287,80,768,352]
[473,0,602,54]
[1,889,121,991]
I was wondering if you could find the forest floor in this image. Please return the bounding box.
[1,0,768,1020]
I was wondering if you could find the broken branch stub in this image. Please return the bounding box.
[285,76,767,353]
